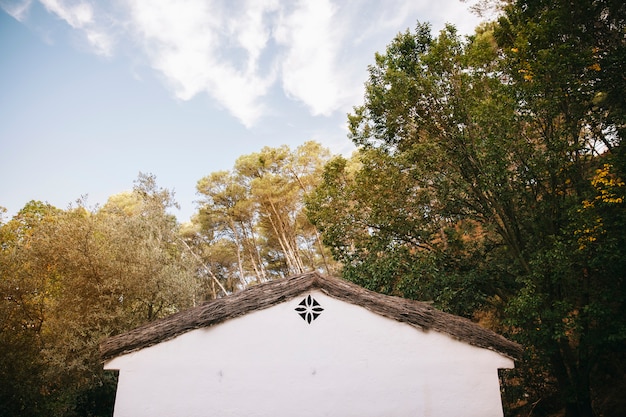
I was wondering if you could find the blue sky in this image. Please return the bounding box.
[1,0,485,223]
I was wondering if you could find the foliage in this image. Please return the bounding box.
[307,10,625,417]
[1,2,624,415]
[192,142,338,289]
[306,148,510,318]
[0,149,339,415]
[0,175,201,416]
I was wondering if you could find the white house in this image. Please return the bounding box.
[101,272,522,417]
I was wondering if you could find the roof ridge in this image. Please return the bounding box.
[100,273,522,361]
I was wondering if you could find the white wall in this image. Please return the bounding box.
[105,290,514,417]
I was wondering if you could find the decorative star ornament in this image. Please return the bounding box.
[295,295,324,324]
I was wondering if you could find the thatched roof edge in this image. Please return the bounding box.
[100,272,522,361]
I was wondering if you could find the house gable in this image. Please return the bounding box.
[100,272,522,361]
[105,289,516,417]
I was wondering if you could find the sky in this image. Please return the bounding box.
[1,0,486,223]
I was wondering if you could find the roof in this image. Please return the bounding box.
[100,272,523,361]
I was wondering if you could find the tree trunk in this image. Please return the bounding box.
[550,340,595,417]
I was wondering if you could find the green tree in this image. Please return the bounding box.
[308,16,625,416]
[191,167,267,286]
[194,142,337,287]
[0,202,60,416]
[310,22,523,312]
[494,1,626,415]
[307,149,509,316]
[0,174,201,416]
[234,142,330,276]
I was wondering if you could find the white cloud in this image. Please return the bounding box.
[84,26,113,56]
[36,0,114,55]
[274,0,345,116]
[126,0,278,127]
[3,0,484,127]
[40,0,92,27]
[270,0,481,119]
[0,0,33,21]
[229,0,279,74]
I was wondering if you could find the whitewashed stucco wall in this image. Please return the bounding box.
[105,290,514,417]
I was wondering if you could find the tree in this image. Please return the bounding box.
[195,169,269,286]
[308,16,625,416]
[310,22,525,311]
[307,148,509,316]
[0,174,201,416]
[193,142,337,288]
[494,1,626,415]
[0,202,60,416]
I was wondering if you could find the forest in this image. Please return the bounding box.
[1,0,625,416]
